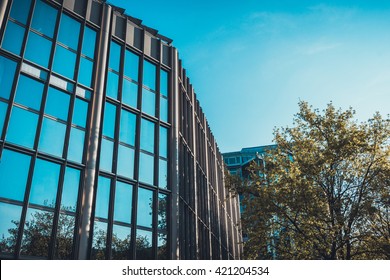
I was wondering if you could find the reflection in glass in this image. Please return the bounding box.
[57,13,80,49]
[0,56,17,100]
[99,138,113,172]
[140,118,155,153]
[54,213,75,259]
[106,70,119,100]
[53,45,77,80]
[91,221,107,260]
[136,229,153,260]
[14,74,44,110]
[139,152,154,186]
[7,106,38,148]
[122,79,138,108]
[82,27,96,58]
[72,98,88,128]
[67,127,85,163]
[109,41,121,71]
[157,233,168,260]
[112,225,131,260]
[143,60,156,90]
[124,50,139,82]
[45,87,70,121]
[0,202,22,254]
[137,188,153,228]
[95,176,110,219]
[25,31,52,68]
[160,69,168,97]
[158,194,168,231]
[2,21,25,55]
[114,181,133,223]
[159,159,168,189]
[29,158,60,208]
[0,102,6,134]
[78,57,93,87]
[159,126,168,158]
[103,102,116,138]
[0,149,30,201]
[119,109,136,146]
[160,96,168,122]
[61,167,80,212]
[21,208,54,258]
[117,145,134,179]
[10,0,32,24]
[38,117,66,157]
[141,88,155,117]
[31,0,57,38]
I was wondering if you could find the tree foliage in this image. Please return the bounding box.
[230,101,390,259]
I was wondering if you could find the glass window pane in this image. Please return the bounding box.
[91,221,107,260]
[99,138,113,172]
[112,225,131,260]
[159,126,168,158]
[0,55,17,100]
[31,0,57,38]
[140,118,154,153]
[14,74,44,110]
[158,194,167,231]
[2,21,25,55]
[57,13,80,50]
[21,208,53,258]
[0,101,7,134]
[117,144,134,179]
[114,181,133,223]
[109,41,121,71]
[45,87,70,121]
[124,50,139,82]
[55,213,75,259]
[136,229,153,260]
[160,96,168,123]
[67,127,85,163]
[143,60,156,90]
[25,31,52,68]
[159,159,168,189]
[119,109,136,146]
[82,27,97,59]
[141,88,155,117]
[29,158,60,208]
[139,152,154,186]
[10,0,32,24]
[7,107,38,148]
[160,69,168,97]
[78,57,93,87]
[72,98,88,128]
[38,117,66,157]
[0,149,30,201]
[61,167,80,212]
[53,45,77,80]
[122,79,138,108]
[106,70,118,100]
[157,232,168,260]
[0,202,22,254]
[95,176,110,219]
[102,102,116,138]
[137,188,153,228]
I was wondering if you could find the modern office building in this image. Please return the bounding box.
[0,0,242,260]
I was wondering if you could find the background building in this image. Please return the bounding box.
[0,0,241,260]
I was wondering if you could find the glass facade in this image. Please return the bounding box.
[0,0,241,260]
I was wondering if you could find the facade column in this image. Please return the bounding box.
[170,47,180,260]
[0,0,9,31]
[78,2,112,259]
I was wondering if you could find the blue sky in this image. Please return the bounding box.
[109,0,390,152]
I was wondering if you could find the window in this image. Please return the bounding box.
[140,118,155,153]
[100,138,114,172]
[29,158,60,208]
[124,50,139,82]
[114,182,133,224]
[0,149,31,201]
[31,0,57,38]
[78,57,93,87]
[52,45,77,80]
[119,109,136,146]
[143,60,156,90]
[95,176,111,219]
[0,101,7,134]
[61,167,80,212]
[14,74,44,111]
[159,159,168,189]
[141,88,156,117]
[81,27,97,59]
[106,71,119,99]
[139,152,154,185]
[102,102,116,138]
[10,0,32,24]
[0,56,17,100]
[159,126,168,158]
[0,202,22,254]
[72,98,88,128]
[2,21,25,55]
[109,41,121,72]
[122,79,138,108]
[25,31,52,68]
[38,117,66,157]
[7,106,38,148]
[117,144,134,179]
[57,14,80,50]
[136,229,153,259]
[112,224,131,260]
[137,188,153,228]
[67,127,85,163]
